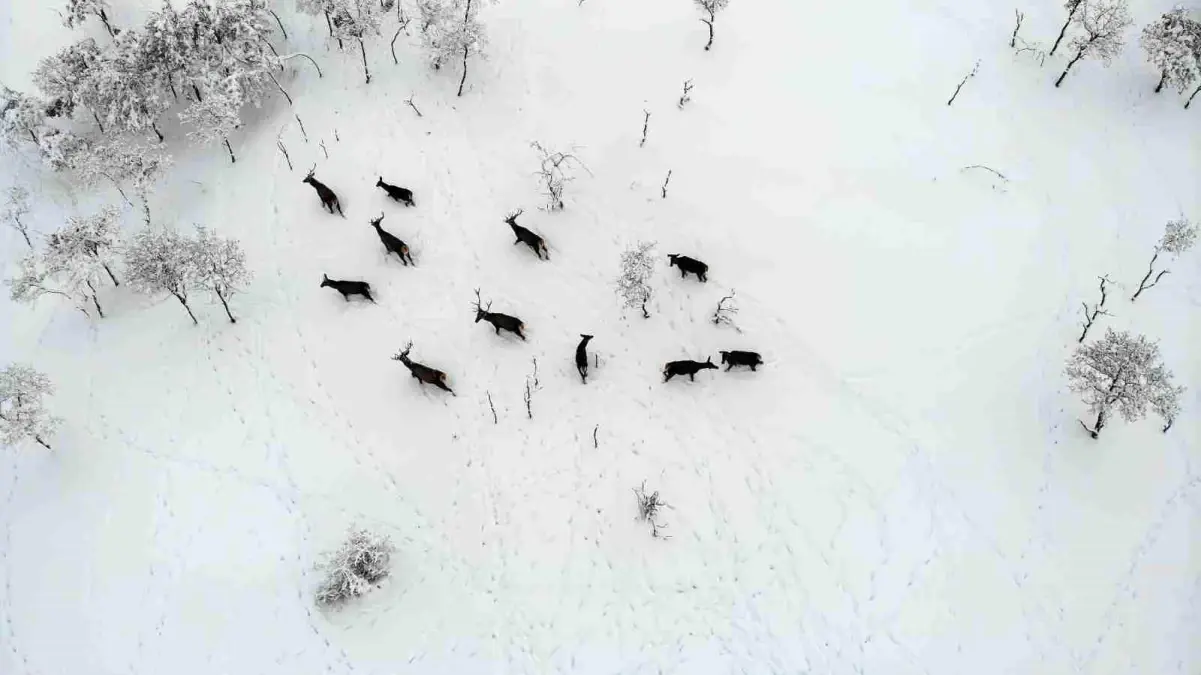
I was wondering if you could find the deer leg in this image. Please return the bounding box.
[725,364,732,371]
[689,373,695,381]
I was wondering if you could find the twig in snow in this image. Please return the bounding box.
[277,137,293,171]
[405,95,423,117]
[1077,275,1111,343]
[280,52,323,78]
[486,391,497,424]
[335,129,340,142]
[1010,9,1024,48]
[295,114,309,142]
[391,19,410,64]
[947,60,980,106]
[320,140,329,159]
[960,164,1009,181]
[523,358,540,420]
[640,109,651,148]
[593,424,598,448]
[678,79,693,108]
[268,9,288,40]
[661,170,672,199]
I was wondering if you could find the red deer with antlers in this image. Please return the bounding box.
[472,289,526,340]
[504,209,549,260]
[392,341,455,395]
[303,165,344,217]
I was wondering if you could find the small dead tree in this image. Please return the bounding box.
[2,186,33,249]
[947,60,980,106]
[1054,0,1132,88]
[530,141,590,212]
[1011,9,1025,48]
[404,94,423,117]
[712,290,740,331]
[276,135,293,171]
[1077,275,1110,343]
[615,240,656,318]
[694,0,729,51]
[634,481,670,539]
[1131,218,1196,302]
[524,357,539,420]
[678,79,694,108]
[639,109,650,148]
[661,170,672,199]
[1066,328,1184,438]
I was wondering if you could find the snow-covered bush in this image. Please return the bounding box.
[615,240,656,318]
[1065,328,1184,438]
[191,226,251,323]
[315,527,395,607]
[1055,0,1133,88]
[0,364,61,450]
[1131,217,1196,301]
[62,0,117,37]
[2,186,33,249]
[1140,7,1201,94]
[124,226,200,325]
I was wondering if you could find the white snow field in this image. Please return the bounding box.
[2,0,1199,672]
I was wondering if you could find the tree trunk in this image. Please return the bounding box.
[268,72,293,105]
[28,129,37,144]
[641,299,649,319]
[457,45,469,96]
[1163,418,1174,433]
[18,225,32,249]
[152,121,164,142]
[1131,250,1160,301]
[1049,5,1078,56]
[268,9,288,40]
[1055,50,1085,88]
[97,9,115,38]
[103,263,120,287]
[1154,70,1167,93]
[168,76,178,101]
[35,435,51,450]
[91,109,105,133]
[192,84,203,102]
[1185,84,1201,109]
[217,289,236,323]
[224,138,236,164]
[701,18,714,51]
[360,39,371,84]
[86,280,105,318]
[392,27,402,65]
[174,293,199,325]
[1090,408,1105,438]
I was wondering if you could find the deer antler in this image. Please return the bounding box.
[370,211,384,225]
[504,208,524,222]
[391,340,414,361]
[305,163,316,178]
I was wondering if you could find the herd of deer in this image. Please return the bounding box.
[301,166,763,397]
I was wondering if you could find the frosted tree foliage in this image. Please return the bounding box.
[32,39,104,129]
[1065,329,1184,438]
[7,255,97,319]
[315,528,395,607]
[615,240,657,318]
[1140,7,1201,94]
[178,79,242,163]
[62,0,116,37]
[1131,217,1196,301]
[328,0,385,83]
[3,186,33,249]
[192,226,251,323]
[49,205,124,287]
[1,87,48,146]
[124,226,201,325]
[0,364,61,450]
[420,0,487,95]
[1055,0,1133,87]
[71,139,172,213]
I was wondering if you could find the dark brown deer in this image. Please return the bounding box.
[472,289,526,340]
[320,274,374,302]
[575,334,594,383]
[303,165,344,217]
[667,254,708,282]
[392,341,455,395]
[720,350,763,371]
[369,213,414,265]
[376,177,415,206]
[504,209,549,260]
[663,357,717,382]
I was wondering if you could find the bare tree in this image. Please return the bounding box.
[530,141,590,211]
[1077,275,1110,343]
[947,60,980,106]
[315,527,394,607]
[615,240,656,318]
[1140,7,1201,94]
[694,0,729,51]
[634,481,671,539]
[1066,328,1184,438]
[7,255,97,319]
[677,79,694,108]
[712,290,741,331]
[1055,0,1132,88]
[0,364,61,450]
[661,169,672,199]
[1131,218,1196,301]
[2,186,33,249]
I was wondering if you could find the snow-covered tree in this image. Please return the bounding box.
[1131,217,1196,301]
[615,240,656,318]
[297,0,343,46]
[1066,328,1184,438]
[1055,0,1133,88]
[2,186,33,249]
[47,205,124,289]
[1140,7,1201,94]
[178,79,241,163]
[7,255,97,318]
[135,1,195,103]
[420,0,486,95]
[71,139,172,220]
[87,32,173,140]
[32,38,105,131]
[1051,0,1085,56]
[0,365,61,450]
[124,226,200,324]
[315,527,394,607]
[36,127,88,172]
[62,0,116,37]
[530,141,589,212]
[0,86,48,146]
[328,0,385,84]
[191,226,251,323]
[694,0,729,51]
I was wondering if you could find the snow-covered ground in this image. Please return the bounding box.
[2,0,1199,672]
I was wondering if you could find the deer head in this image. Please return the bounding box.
[303,164,316,183]
[503,208,524,226]
[392,340,413,363]
[472,288,492,322]
[320,273,330,288]
[376,176,384,187]
[369,212,385,228]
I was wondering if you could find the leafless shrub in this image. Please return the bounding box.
[634,481,671,538]
[315,527,395,608]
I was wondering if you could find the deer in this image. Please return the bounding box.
[368,213,414,266]
[376,177,415,207]
[392,341,455,395]
[504,209,549,260]
[472,289,526,340]
[303,165,344,217]
[720,350,763,371]
[663,357,717,382]
[320,274,375,303]
[575,334,594,383]
[667,254,708,282]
